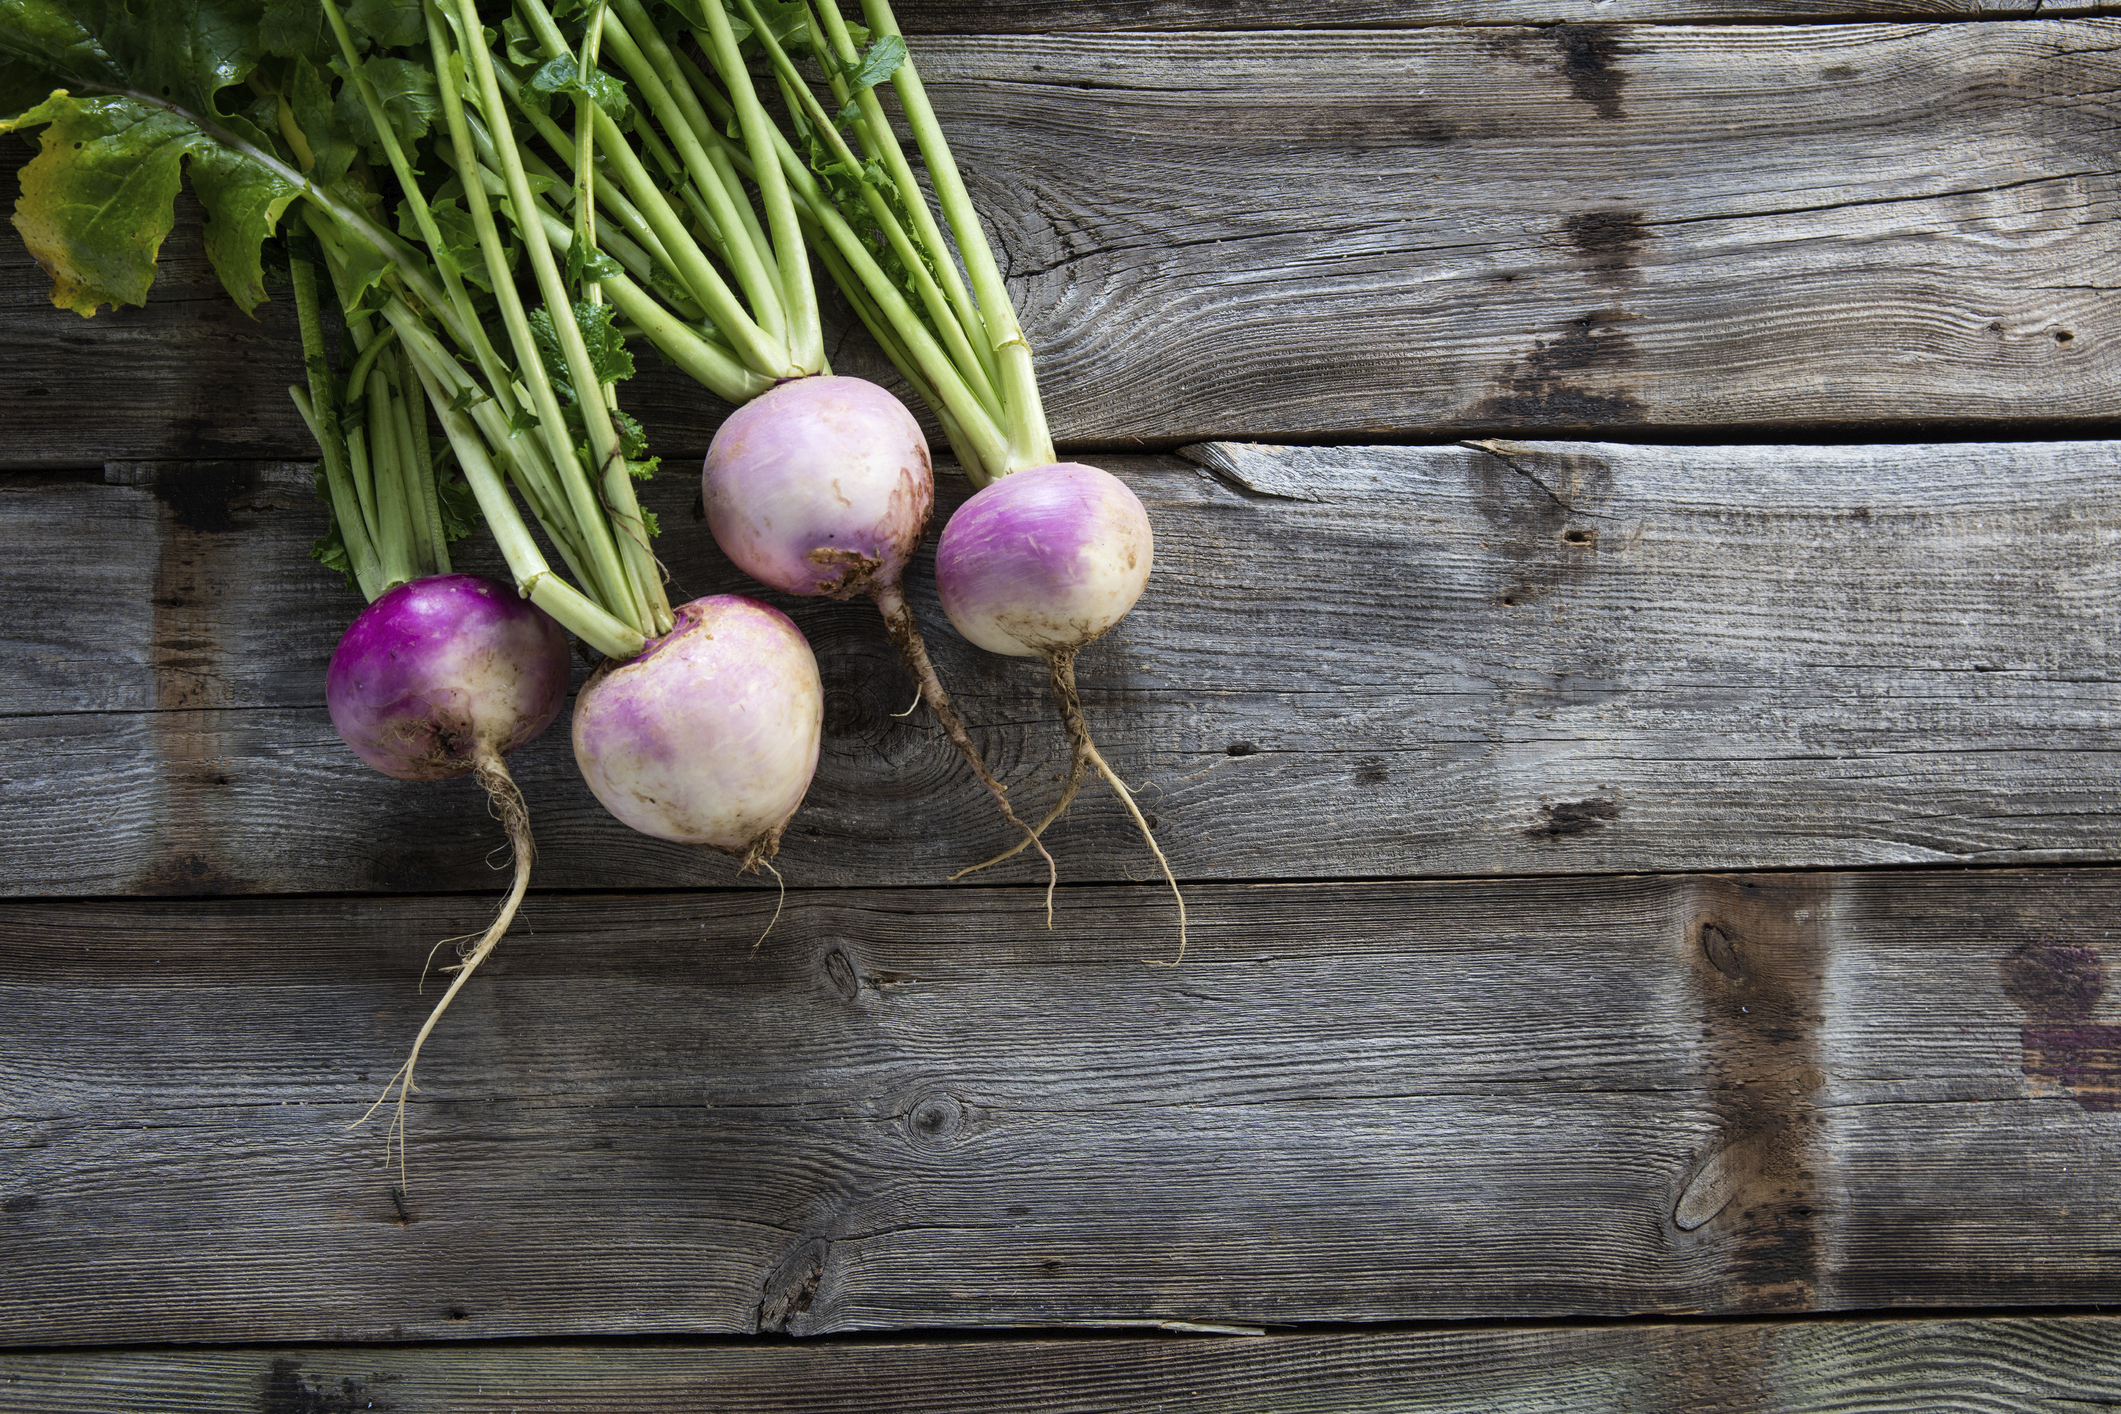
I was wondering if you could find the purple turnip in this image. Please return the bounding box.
[702,375,1056,897]
[572,594,823,871]
[327,573,572,1168]
[935,462,1185,955]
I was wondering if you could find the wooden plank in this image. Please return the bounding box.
[892,3,2106,28]
[5,439,2118,897]
[5,1318,2121,1412]
[4,869,2120,1342]
[6,21,2118,466]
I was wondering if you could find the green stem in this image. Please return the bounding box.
[432,0,645,631]
[484,63,704,317]
[807,0,997,397]
[860,0,1055,473]
[529,197,773,403]
[527,0,790,363]
[287,249,385,600]
[397,347,452,574]
[381,302,599,594]
[385,353,439,575]
[656,0,822,372]
[365,362,417,588]
[573,0,607,353]
[407,358,646,661]
[321,0,492,372]
[741,1,997,419]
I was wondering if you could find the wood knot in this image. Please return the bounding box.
[907,1094,965,1148]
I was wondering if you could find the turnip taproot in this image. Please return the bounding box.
[328,574,572,1171]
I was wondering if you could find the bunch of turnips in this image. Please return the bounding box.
[1,0,1178,1167]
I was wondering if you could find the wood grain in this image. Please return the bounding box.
[4,1317,2121,1412]
[891,2,2110,28]
[5,439,2118,897]
[4,869,2120,1342]
[6,21,2119,465]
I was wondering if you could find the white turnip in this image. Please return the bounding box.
[572,595,824,871]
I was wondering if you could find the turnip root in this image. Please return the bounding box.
[935,463,1185,956]
[327,573,572,1174]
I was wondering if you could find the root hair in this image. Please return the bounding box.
[353,742,536,1191]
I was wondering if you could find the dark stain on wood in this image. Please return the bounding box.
[2005,942,2121,1112]
[260,1358,379,1414]
[1552,24,1629,120]
[138,464,259,897]
[1528,797,1619,838]
[1677,876,1828,1311]
[1354,757,1389,785]
[1461,309,1648,429]
[2,1194,38,1213]
[1465,441,1615,608]
[148,463,254,535]
[2002,942,2103,1021]
[1566,210,1648,287]
[1279,100,1462,148]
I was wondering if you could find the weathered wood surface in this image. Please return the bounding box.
[894,2,2119,27]
[5,868,2120,1342]
[5,1317,2120,1413]
[7,21,2118,466]
[5,440,2116,898]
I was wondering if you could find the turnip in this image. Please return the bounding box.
[327,574,571,1166]
[734,0,1190,950]
[5,0,845,1168]
[935,463,1185,953]
[702,375,1057,893]
[573,595,824,868]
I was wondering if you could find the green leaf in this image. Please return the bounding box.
[5,89,297,315]
[527,297,634,406]
[841,33,904,90]
[636,506,659,537]
[0,1,112,112]
[709,0,844,55]
[626,455,658,482]
[401,192,509,292]
[506,406,541,436]
[500,14,542,70]
[435,473,480,543]
[285,55,353,188]
[330,52,438,162]
[612,406,648,459]
[527,54,630,127]
[259,0,335,63]
[331,228,395,308]
[564,234,622,287]
[3,92,190,314]
[0,3,321,315]
[344,0,424,50]
[446,384,490,413]
[187,138,301,312]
